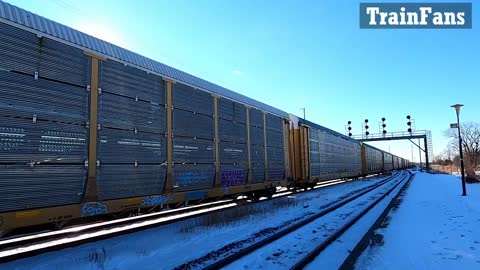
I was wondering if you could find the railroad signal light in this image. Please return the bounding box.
[407,116,413,134]
[365,119,369,123]
[380,117,387,136]
[347,121,353,137]
[365,125,369,129]
[366,131,370,136]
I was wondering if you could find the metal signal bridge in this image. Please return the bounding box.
[346,116,433,170]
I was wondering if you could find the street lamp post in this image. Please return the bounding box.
[451,104,466,196]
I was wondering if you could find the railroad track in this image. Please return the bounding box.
[174,170,410,270]
[0,177,354,263]
[290,172,412,270]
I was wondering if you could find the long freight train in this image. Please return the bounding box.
[0,1,410,233]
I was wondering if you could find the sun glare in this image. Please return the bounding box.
[73,21,128,48]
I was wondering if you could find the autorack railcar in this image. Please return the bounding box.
[0,1,410,234]
[362,143,385,176]
[289,116,362,189]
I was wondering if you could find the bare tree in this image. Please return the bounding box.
[443,122,480,181]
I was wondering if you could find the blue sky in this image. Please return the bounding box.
[5,0,478,162]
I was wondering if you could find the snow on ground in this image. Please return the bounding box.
[356,172,480,270]
[0,175,390,270]
[304,171,410,270]
[224,172,408,270]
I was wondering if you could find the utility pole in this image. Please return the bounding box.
[300,108,306,120]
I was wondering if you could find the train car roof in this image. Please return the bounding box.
[362,142,387,153]
[298,118,359,143]
[0,1,289,118]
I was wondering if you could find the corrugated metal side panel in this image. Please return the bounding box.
[384,153,393,170]
[251,144,265,164]
[267,146,284,164]
[266,113,283,132]
[173,164,215,191]
[266,129,283,148]
[97,58,167,201]
[267,147,285,180]
[219,119,246,143]
[218,98,233,121]
[99,93,166,134]
[221,164,247,187]
[0,117,87,164]
[39,37,88,86]
[252,164,265,183]
[173,83,213,115]
[250,125,264,146]
[0,24,89,212]
[319,131,362,179]
[219,142,247,164]
[193,87,214,116]
[268,165,285,181]
[233,102,246,124]
[97,164,166,200]
[0,70,87,123]
[101,59,165,104]
[309,129,320,177]
[173,109,214,139]
[365,145,383,173]
[218,99,247,123]
[0,1,290,118]
[173,137,214,164]
[0,164,86,212]
[0,21,39,75]
[249,108,264,127]
[98,128,166,164]
[311,165,320,178]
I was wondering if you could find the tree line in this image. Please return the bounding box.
[435,122,480,182]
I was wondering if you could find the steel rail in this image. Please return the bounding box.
[0,177,353,263]
[179,171,404,270]
[290,171,413,270]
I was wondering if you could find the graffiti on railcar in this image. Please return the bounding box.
[81,202,108,217]
[221,169,245,187]
[175,170,212,187]
[141,194,173,206]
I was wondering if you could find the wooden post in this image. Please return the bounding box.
[283,120,291,179]
[305,127,310,179]
[164,79,174,193]
[83,56,100,202]
[289,123,297,180]
[361,144,367,176]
